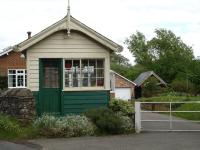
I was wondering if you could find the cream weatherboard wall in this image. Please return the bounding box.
[26,30,111,91]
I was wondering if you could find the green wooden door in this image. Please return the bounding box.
[39,59,62,115]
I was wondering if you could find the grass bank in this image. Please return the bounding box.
[139,94,200,121]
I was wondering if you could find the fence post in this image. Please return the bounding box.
[135,101,141,133]
[169,102,172,130]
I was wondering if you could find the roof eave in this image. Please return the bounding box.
[17,16,123,52]
[110,70,136,85]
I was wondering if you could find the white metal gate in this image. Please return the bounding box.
[135,101,200,133]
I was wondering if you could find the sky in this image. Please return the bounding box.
[0,0,200,64]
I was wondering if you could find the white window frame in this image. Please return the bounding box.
[64,58,105,90]
[8,69,27,88]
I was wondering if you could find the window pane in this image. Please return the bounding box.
[90,78,96,87]
[97,78,104,87]
[8,69,27,88]
[97,69,104,77]
[65,71,71,87]
[91,68,96,78]
[65,60,72,87]
[82,59,88,68]
[17,70,23,74]
[65,60,81,87]
[81,60,88,87]
[17,75,24,87]
[97,59,104,68]
[9,70,15,74]
[65,60,72,69]
[43,60,60,88]
[82,78,88,87]
[8,75,16,87]
[73,60,81,87]
[65,59,104,88]
[89,59,96,67]
[25,75,27,87]
[73,60,80,68]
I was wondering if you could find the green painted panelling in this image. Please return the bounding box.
[32,91,40,116]
[64,100,107,104]
[62,90,109,114]
[63,96,107,100]
[64,103,106,109]
[33,90,109,116]
[63,91,108,96]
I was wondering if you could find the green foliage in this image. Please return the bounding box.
[109,99,134,116]
[140,94,200,102]
[33,113,59,129]
[125,29,194,83]
[0,76,7,90]
[0,114,21,133]
[85,107,129,134]
[142,77,167,97]
[189,61,200,93]
[34,114,95,137]
[0,114,40,140]
[116,114,134,133]
[111,63,147,82]
[58,115,95,137]
[171,79,197,95]
[111,53,131,67]
[140,95,200,121]
[0,114,21,139]
[125,31,153,67]
[174,103,200,120]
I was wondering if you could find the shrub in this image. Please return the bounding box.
[109,99,134,116]
[34,114,95,137]
[171,79,197,95]
[85,107,133,134]
[58,115,95,137]
[33,113,59,129]
[116,113,134,133]
[0,114,21,135]
[142,77,166,97]
[0,76,7,90]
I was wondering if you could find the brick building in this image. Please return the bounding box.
[0,51,26,76]
[110,70,136,100]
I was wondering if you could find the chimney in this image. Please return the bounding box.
[27,31,32,39]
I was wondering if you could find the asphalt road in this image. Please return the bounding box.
[1,132,200,150]
[30,113,200,150]
[1,113,200,150]
[141,112,200,131]
[0,141,40,150]
[30,132,200,150]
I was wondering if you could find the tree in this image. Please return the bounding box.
[125,29,194,83]
[110,53,131,67]
[110,51,148,81]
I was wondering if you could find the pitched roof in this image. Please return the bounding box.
[110,70,136,85]
[15,16,123,52]
[134,71,167,86]
[0,46,14,57]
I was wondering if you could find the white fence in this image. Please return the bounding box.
[135,101,200,133]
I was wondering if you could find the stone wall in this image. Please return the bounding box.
[0,89,36,123]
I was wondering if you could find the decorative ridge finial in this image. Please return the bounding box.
[67,0,71,36]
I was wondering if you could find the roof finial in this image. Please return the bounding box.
[67,0,71,36]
